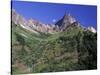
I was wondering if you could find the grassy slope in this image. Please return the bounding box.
[11,23,97,74]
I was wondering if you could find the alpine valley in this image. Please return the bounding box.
[11,9,97,74]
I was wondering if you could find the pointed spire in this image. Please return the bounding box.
[64,11,70,16]
[63,11,71,18]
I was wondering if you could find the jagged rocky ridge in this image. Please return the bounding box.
[12,9,58,34]
[12,9,96,34]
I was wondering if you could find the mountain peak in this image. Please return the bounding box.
[63,12,71,18]
[55,13,77,30]
[88,26,96,33]
[63,12,76,24]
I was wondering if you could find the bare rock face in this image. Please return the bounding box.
[12,9,27,26]
[88,27,96,33]
[55,13,76,30]
[12,9,19,25]
[12,9,58,33]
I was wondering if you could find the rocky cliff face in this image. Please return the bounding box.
[88,27,96,33]
[55,13,76,30]
[12,9,58,34]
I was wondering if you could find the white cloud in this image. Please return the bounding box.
[52,19,56,23]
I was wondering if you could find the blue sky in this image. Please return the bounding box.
[12,1,97,29]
